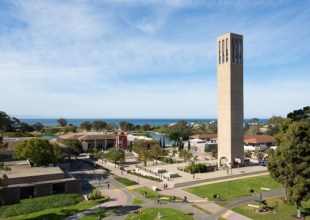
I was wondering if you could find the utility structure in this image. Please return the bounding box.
[217,33,244,168]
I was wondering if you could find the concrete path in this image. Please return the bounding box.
[64,159,283,220]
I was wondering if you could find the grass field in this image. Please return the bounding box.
[0,200,100,220]
[132,197,147,205]
[125,207,195,220]
[114,177,138,186]
[184,175,282,200]
[79,206,121,220]
[133,187,183,202]
[233,197,310,220]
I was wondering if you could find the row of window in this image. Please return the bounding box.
[218,38,242,64]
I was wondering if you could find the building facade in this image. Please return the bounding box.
[217,33,244,167]
[0,160,80,204]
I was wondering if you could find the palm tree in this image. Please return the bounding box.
[179,149,193,162]
[151,144,162,164]
[137,149,153,167]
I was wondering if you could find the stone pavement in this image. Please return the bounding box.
[93,160,252,220]
[65,158,275,219]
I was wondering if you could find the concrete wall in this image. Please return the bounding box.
[217,33,244,167]
[35,183,52,197]
[65,179,81,194]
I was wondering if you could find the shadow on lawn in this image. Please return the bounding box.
[113,205,141,216]
[20,208,79,220]
[303,208,310,218]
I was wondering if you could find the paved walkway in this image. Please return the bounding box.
[65,159,280,220]
[101,161,251,219]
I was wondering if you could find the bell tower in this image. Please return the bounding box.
[217,33,244,168]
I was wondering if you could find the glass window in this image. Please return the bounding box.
[219,41,221,64]
[232,38,235,63]
[226,38,228,63]
[222,40,224,64]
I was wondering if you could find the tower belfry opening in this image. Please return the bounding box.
[217,33,244,168]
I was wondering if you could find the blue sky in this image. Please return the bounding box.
[0,0,309,119]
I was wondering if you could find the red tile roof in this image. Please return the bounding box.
[190,134,275,144]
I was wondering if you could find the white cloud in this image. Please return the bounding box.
[0,0,309,118]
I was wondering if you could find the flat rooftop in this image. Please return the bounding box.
[3,160,63,179]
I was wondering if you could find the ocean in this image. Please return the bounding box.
[19,118,267,127]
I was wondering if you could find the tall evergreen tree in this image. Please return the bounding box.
[268,117,310,218]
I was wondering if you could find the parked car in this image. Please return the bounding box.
[259,159,267,166]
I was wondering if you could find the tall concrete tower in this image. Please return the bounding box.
[217,33,244,168]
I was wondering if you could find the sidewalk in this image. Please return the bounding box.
[94,160,252,220]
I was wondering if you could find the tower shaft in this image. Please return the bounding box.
[217,33,244,167]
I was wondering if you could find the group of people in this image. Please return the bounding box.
[163,183,168,190]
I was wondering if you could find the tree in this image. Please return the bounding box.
[80,121,92,131]
[162,137,166,147]
[106,149,125,168]
[141,123,151,131]
[0,111,14,132]
[14,138,61,166]
[106,123,117,131]
[18,122,34,132]
[64,125,78,133]
[268,118,310,218]
[92,120,107,131]
[95,151,106,163]
[61,139,83,160]
[287,106,310,121]
[187,141,191,151]
[179,149,193,162]
[32,122,44,132]
[151,144,162,164]
[246,124,262,135]
[166,120,192,143]
[250,118,259,124]
[57,118,67,127]
[207,122,218,133]
[266,116,285,136]
[137,148,153,167]
[0,137,10,187]
[119,121,135,131]
[133,143,153,167]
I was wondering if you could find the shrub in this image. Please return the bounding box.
[184,162,208,174]
[0,194,83,218]
[127,170,162,182]
[158,157,175,164]
[88,188,102,200]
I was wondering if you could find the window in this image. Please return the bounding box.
[222,40,224,64]
[219,41,221,64]
[235,38,239,63]
[226,38,228,63]
[239,39,242,63]
[232,38,235,63]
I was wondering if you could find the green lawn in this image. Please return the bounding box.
[125,207,194,220]
[133,187,182,202]
[0,200,100,220]
[114,177,138,186]
[133,187,160,200]
[233,197,310,220]
[184,175,282,200]
[132,197,147,205]
[79,206,121,220]
[0,194,84,218]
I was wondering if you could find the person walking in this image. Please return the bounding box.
[107,183,110,189]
